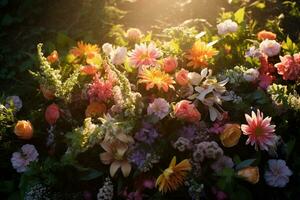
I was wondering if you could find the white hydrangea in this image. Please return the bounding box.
[259,39,281,57]
[217,19,238,35]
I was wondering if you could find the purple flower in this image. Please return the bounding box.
[211,156,234,173]
[11,144,39,173]
[134,123,158,144]
[129,149,147,168]
[5,95,22,112]
[179,125,198,140]
[264,159,292,188]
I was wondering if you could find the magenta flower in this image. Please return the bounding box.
[241,109,277,151]
[88,74,113,102]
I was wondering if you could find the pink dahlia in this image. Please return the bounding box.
[275,53,300,81]
[241,109,276,151]
[88,74,113,103]
[129,43,162,68]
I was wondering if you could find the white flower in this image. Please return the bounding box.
[147,98,170,119]
[259,39,281,57]
[264,159,292,188]
[110,47,127,65]
[11,144,39,173]
[243,68,260,82]
[102,43,113,56]
[217,19,238,35]
[188,72,203,85]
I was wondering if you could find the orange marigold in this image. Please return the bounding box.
[85,102,107,117]
[138,68,175,92]
[70,41,100,58]
[156,156,191,193]
[186,41,218,69]
[257,30,277,40]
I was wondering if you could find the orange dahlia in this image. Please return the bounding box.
[156,156,191,193]
[186,41,218,69]
[70,41,100,58]
[138,67,175,92]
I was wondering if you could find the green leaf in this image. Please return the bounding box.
[235,159,256,170]
[0,180,14,193]
[80,169,103,181]
[286,137,296,159]
[231,185,252,200]
[234,7,245,24]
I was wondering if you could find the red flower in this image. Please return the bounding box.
[80,65,98,75]
[45,103,60,125]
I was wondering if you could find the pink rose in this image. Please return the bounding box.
[175,69,189,86]
[174,100,201,122]
[163,56,178,73]
[45,103,60,125]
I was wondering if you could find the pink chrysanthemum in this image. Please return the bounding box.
[241,109,276,151]
[275,53,300,81]
[88,74,113,102]
[129,43,162,68]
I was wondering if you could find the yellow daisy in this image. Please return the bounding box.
[156,156,191,193]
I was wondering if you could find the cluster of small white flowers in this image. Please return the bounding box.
[24,184,51,200]
[139,153,160,172]
[193,141,223,162]
[97,177,114,200]
[173,137,192,152]
[226,91,243,104]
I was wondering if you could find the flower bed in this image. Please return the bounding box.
[1,3,300,200]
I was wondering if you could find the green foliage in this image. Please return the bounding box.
[234,7,245,24]
[31,43,79,102]
[268,83,300,112]
[0,102,15,137]
[281,36,299,54]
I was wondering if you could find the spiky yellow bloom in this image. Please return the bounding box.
[186,41,218,69]
[138,67,175,92]
[70,41,100,58]
[156,156,191,193]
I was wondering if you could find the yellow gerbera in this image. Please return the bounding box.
[156,156,191,193]
[138,67,175,92]
[185,41,218,69]
[70,41,100,58]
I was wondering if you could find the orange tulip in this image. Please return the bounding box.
[237,166,260,184]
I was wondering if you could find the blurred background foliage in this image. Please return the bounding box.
[0,0,299,94]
